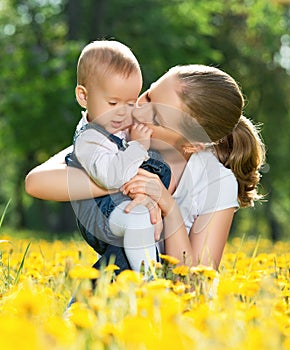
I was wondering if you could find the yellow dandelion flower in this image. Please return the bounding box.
[3,283,54,318]
[25,269,42,280]
[146,278,172,290]
[104,264,120,272]
[88,296,103,312]
[182,291,196,301]
[154,262,163,269]
[100,322,120,339]
[190,264,215,275]
[118,315,157,348]
[283,337,290,350]
[159,253,180,265]
[173,265,190,276]
[116,270,143,285]
[68,302,97,329]
[43,315,76,346]
[202,267,218,280]
[156,290,185,317]
[172,282,187,294]
[281,289,290,298]
[107,283,122,298]
[69,265,100,279]
[0,317,45,350]
[239,280,260,297]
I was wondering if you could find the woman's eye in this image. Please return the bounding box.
[152,112,160,126]
[145,92,151,102]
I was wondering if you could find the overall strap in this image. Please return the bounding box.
[75,123,128,151]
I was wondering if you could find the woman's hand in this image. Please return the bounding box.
[121,168,175,217]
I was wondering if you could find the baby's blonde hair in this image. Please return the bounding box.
[77,40,141,87]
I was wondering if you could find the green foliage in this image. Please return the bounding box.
[0,0,289,239]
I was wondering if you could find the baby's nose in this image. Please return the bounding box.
[116,105,127,115]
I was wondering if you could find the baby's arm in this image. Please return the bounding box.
[75,126,151,189]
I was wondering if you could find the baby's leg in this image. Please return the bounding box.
[109,201,156,273]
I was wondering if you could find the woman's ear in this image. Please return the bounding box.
[75,85,88,108]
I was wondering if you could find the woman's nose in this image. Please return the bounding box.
[132,101,154,123]
[136,92,148,107]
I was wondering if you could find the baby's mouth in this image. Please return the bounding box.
[111,121,123,129]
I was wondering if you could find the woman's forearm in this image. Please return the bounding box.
[163,202,235,270]
[164,207,235,269]
[25,165,108,201]
[25,147,109,201]
[163,200,193,263]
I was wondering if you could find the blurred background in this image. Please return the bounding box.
[0,0,289,241]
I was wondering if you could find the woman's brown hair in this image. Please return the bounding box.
[171,64,266,208]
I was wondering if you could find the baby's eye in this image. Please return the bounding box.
[127,102,135,107]
[108,101,117,106]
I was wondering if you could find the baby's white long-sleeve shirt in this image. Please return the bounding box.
[74,127,149,189]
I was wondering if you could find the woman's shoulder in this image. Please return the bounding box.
[188,151,235,180]
[187,151,239,214]
[186,150,238,198]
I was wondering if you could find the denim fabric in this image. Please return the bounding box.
[66,123,171,262]
[74,154,170,256]
[92,244,131,273]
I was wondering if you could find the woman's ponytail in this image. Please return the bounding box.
[215,116,266,208]
[172,64,266,207]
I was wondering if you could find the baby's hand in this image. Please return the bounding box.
[130,123,153,151]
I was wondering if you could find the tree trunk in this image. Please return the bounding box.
[66,0,82,40]
[88,0,107,41]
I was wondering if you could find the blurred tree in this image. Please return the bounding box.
[65,0,107,41]
[0,0,289,240]
[208,0,290,241]
[0,0,81,230]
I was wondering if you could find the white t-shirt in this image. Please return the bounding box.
[173,151,239,234]
[75,114,238,239]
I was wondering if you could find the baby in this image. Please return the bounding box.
[66,40,170,272]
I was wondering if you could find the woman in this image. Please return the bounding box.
[25,64,265,270]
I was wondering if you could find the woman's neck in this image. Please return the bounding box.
[150,125,191,193]
[151,142,188,194]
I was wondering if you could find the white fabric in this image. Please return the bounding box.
[75,112,88,131]
[173,151,239,234]
[74,113,149,189]
[76,111,129,141]
[109,201,156,272]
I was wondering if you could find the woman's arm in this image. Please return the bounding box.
[25,146,108,201]
[165,208,235,269]
[122,168,235,269]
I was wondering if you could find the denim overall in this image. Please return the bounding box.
[66,123,171,261]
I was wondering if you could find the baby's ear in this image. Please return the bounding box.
[183,142,206,154]
[75,85,88,108]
